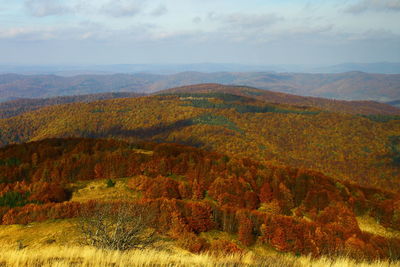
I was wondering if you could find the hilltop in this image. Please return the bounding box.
[0,85,399,190]
[158,84,400,115]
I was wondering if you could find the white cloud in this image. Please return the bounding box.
[343,29,399,41]
[150,4,167,17]
[345,0,400,13]
[192,16,201,24]
[210,12,283,30]
[24,0,71,17]
[0,22,157,42]
[101,0,144,17]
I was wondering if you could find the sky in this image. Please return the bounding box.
[0,0,399,65]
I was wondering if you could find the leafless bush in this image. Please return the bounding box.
[77,202,157,250]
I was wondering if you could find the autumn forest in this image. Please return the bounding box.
[0,83,399,265]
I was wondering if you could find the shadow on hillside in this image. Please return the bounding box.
[82,119,205,148]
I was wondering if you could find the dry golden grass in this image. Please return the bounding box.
[357,215,400,239]
[0,219,81,249]
[131,148,154,155]
[71,178,141,202]
[0,246,399,267]
[0,220,399,267]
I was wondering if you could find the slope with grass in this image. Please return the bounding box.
[1,244,399,267]
[0,138,399,261]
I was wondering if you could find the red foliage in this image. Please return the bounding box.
[303,189,331,211]
[191,179,204,200]
[237,211,255,246]
[345,235,367,259]
[2,202,81,225]
[317,204,361,239]
[259,182,273,203]
[143,176,181,199]
[209,240,243,254]
[168,211,191,238]
[244,191,259,210]
[185,202,214,233]
[1,138,400,260]
[178,182,192,199]
[28,182,68,203]
[271,227,288,252]
[177,232,209,253]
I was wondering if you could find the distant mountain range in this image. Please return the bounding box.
[387,100,400,108]
[1,71,399,102]
[0,62,400,75]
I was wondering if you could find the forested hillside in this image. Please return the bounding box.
[0,92,144,119]
[0,138,399,260]
[158,84,400,115]
[0,89,399,190]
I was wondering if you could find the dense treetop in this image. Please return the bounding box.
[0,89,399,190]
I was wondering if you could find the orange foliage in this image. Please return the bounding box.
[0,138,399,259]
[209,240,243,254]
[237,211,255,246]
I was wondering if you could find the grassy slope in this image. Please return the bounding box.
[0,178,399,266]
[1,245,399,267]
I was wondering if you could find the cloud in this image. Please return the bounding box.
[345,0,400,13]
[24,0,71,17]
[0,22,157,43]
[214,13,283,30]
[0,27,59,40]
[193,16,202,24]
[101,0,144,17]
[343,29,399,41]
[150,4,167,17]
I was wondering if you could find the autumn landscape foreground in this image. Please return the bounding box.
[0,82,400,266]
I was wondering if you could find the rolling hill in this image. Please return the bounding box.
[1,71,400,102]
[0,85,399,191]
[0,83,399,263]
[157,84,400,115]
[0,92,144,119]
[1,83,399,120]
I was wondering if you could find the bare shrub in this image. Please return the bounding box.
[77,202,157,250]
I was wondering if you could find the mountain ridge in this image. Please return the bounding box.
[1,71,400,102]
